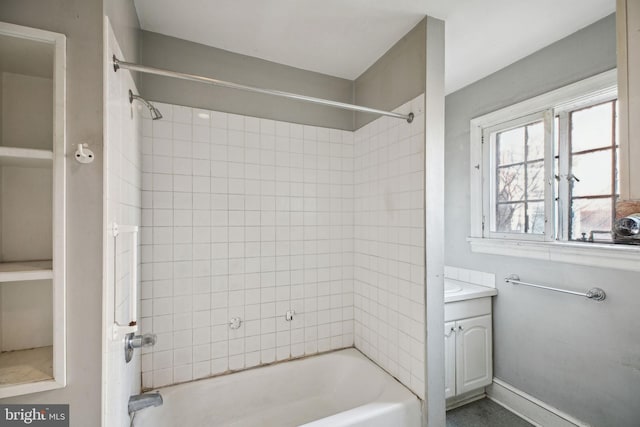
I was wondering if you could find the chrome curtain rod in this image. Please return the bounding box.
[505,274,606,301]
[113,56,414,123]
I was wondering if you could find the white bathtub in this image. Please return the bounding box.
[134,348,422,427]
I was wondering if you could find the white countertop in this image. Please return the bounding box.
[444,278,498,303]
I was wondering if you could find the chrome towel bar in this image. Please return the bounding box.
[505,274,606,301]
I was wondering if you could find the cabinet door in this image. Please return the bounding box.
[617,0,640,200]
[444,321,456,398]
[455,314,492,395]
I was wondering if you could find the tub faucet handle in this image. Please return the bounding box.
[124,332,157,363]
[128,333,157,349]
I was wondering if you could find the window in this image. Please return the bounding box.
[480,96,619,243]
[483,112,552,240]
[495,120,545,234]
[557,99,619,242]
[470,71,623,246]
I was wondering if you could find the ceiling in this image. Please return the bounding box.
[134,0,615,94]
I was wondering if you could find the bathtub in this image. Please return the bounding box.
[134,348,422,427]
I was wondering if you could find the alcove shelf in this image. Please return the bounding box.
[0,22,66,399]
[0,260,53,282]
[0,147,53,167]
[0,346,53,386]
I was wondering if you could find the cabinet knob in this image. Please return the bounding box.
[458,325,464,331]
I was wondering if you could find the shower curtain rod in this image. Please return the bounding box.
[112,56,414,123]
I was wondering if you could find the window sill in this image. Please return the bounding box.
[467,237,640,272]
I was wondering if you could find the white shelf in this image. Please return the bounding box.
[0,260,53,282]
[0,346,61,399]
[0,22,67,400]
[0,346,53,384]
[0,146,53,167]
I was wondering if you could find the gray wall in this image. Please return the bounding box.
[354,18,427,129]
[445,14,640,427]
[104,0,140,63]
[0,1,104,426]
[140,30,354,130]
[139,20,428,132]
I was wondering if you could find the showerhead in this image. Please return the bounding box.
[129,89,163,120]
[148,104,163,120]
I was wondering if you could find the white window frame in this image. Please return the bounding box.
[482,110,554,241]
[468,69,640,272]
[554,92,619,242]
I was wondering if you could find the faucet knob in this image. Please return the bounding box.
[129,333,157,349]
[125,333,157,363]
[228,317,242,330]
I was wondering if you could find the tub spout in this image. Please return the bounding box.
[128,392,163,415]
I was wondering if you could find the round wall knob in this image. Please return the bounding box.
[229,317,242,330]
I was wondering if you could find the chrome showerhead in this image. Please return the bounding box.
[148,104,163,120]
[129,89,163,120]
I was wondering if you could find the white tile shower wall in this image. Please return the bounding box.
[140,105,354,388]
[353,94,426,398]
[103,20,143,427]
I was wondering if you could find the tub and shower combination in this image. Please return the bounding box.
[111,42,425,427]
[133,349,421,427]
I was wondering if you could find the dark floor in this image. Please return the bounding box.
[446,398,534,427]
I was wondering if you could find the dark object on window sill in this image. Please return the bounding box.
[613,213,640,244]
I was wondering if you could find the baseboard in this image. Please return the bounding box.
[487,378,591,427]
[446,389,486,410]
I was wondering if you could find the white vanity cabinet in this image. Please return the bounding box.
[444,281,496,403]
[445,313,492,398]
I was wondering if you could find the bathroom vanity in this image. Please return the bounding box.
[444,279,497,407]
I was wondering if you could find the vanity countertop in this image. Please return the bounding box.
[444,278,498,303]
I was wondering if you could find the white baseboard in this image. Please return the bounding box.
[446,389,486,411]
[487,378,591,427]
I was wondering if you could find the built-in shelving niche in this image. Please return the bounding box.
[0,22,65,398]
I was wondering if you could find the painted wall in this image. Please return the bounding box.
[138,18,428,133]
[104,0,140,64]
[445,14,640,426]
[139,104,354,388]
[423,17,446,427]
[139,31,354,131]
[0,1,105,425]
[0,279,52,351]
[1,73,53,262]
[354,19,427,130]
[1,73,53,151]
